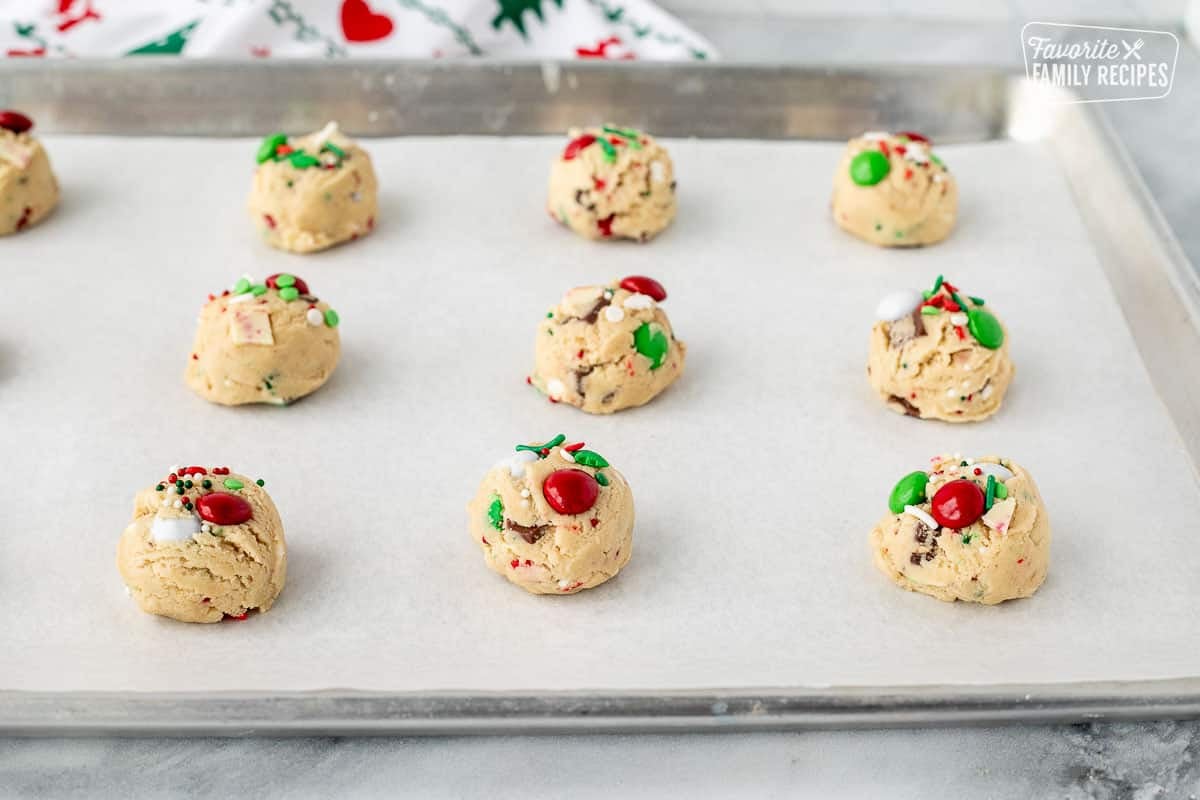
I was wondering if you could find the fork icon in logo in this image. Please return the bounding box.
[1122,38,1145,59]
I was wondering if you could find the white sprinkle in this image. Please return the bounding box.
[604,289,614,299]
[604,305,625,323]
[124,585,132,597]
[547,378,566,399]
[933,173,946,183]
[904,505,939,530]
[650,160,665,183]
[981,384,994,399]
[975,461,1013,481]
[306,308,325,326]
[861,131,889,141]
[623,293,654,310]
[521,499,530,508]
[557,579,571,589]
[559,449,575,463]
[173,500,182,509]
[945,388,957,397]
[228,292,256,305]
[905,143,930,164]
[520,488,530,498]
[161,497,170,507]
[950,312,968,326]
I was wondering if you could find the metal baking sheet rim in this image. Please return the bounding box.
[1,64,1198,733]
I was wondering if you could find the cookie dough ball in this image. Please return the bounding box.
[831,131,956,247]
[0,110,59,236]
[185,272,341,406]
[867,275,1012,422]
[248,121,378,253]
[468,435,634,595]
[869,454,1050,604]
[117,466,287,623]
[547,125,676,242]
[530,275,685,414]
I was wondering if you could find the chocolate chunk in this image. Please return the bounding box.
[600,390,616,405]
[915,529,928,544]
[909,552,922,566]
[888,308,926,349]
[505,519,550,544]
[574,366,594,397]
[563,294,611,325]
[889,394,922,417]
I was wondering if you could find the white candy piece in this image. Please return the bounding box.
[949,312,968,326]
[604,304,625,323]
[981,497,1016,534]
[861,131,890,141]
[230,308,274,346]
[227,292,256,305]
[904,142,930,164]
[151,514,201,543]
[875,289,925,322]
[904,505,940,531]
[975,462,1014,481]
[306,308,325,326]
[496,450,539,478]
[559,448,575,463]
[315,120,340,145]
[650,160,665,183]
[623,293,654,311]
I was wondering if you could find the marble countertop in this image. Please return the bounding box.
[4,5,1199,798]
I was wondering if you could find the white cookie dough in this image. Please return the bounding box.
[530,275,686,413]
[0,110,59,236]
[831,130,957,247]
[870,454,1050,604]
[468,435,634,595]
[867,275,1013,422]
[117,465,287,623]
[248,121,378,253]
[547,125,676,242]
[185,272,341,406]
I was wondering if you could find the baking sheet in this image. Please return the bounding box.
[1,133,1198,697]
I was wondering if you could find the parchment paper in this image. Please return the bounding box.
[2,136,1197,694]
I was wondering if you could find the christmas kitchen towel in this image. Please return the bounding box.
[1,0,715,60]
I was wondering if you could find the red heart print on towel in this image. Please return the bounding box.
[340,0,394,43]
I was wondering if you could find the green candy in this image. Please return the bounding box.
[250,284,268,296]
[850,150,890,187]
[324,309,340,328]
[572,450,609,469]
[967,308,1004,349]
[633,322,669,370]
[288,150,320,169]
[276,274,296,288]
[256,133,287,164]
[279,286,299,302]
[223,478,244,491]
[233,278,252,295]
[487,493,504,531]
[888,471,929,514]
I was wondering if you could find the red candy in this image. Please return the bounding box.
[0,110,33,135]
[619,275,667,302]
[196,492,253,526]
[181,466,208,476]
[930,480,985,529]
[562,133,597,161]
[897,131,930,144]
[542,469,600,515]
[266,273,310,295]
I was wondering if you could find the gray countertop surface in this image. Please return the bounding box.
[5,5,1200,798]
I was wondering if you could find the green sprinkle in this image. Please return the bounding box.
[321,140,346,159]
[874,223,883,231]
[923,290,933,300]
[256,133,287,164]
[985,474,996,512]
[921,306,941,316]
[597,137,618,164]
[276,274,296,288]
[572,450,610,469]
[932,275,944,294]
[263,378,273,390]
[324,309,339,328]
[286,180,294,188]
[288,150,320,169]
[176,486,185,495]
[202,479,212,489]
[894,230,904,238]
[155,484,164,492]
[968,296,985,306]
[930,153,945,168]
[224,478,244,491]
[547,329,553,336]
[996,482,1008,500]
[251,284,268,296]
[515,435,566,456]
[279,286,299,302]
[602,124,641,140]
[175,479,183,487]
[962,533,974,545]
[487,493,504,531]
[546,311,554,318]
[595,472,610,487]
[233,278,252,295]
[184,480,193,488]
[323,192,332,202]
[256,479,265,487]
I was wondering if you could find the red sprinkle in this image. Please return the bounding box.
[878,140,890,157]
[0,110,33,134]
[596,214,615,237]
[563,441,586,453]
[955,326,966,340]
[525,376,532,385]
[263,214,277,229]
[897,131,930,144]
[592,176,606,191]
[481,537,489,545]
[510,559,520,569]
[973,468,982,476]
[227,613,248,621]
[589,518,600,528]
[904,168,913,180]
[562,134,597,161]
[1017,559,1025,564]
[895,144,907,155]
[619,275,667,302]
[15,206,31,231]
[577,349,585,359]
[275,144,293,156]
[212,467,230,475]
[524,559,532,566]
[182,466,207,476]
